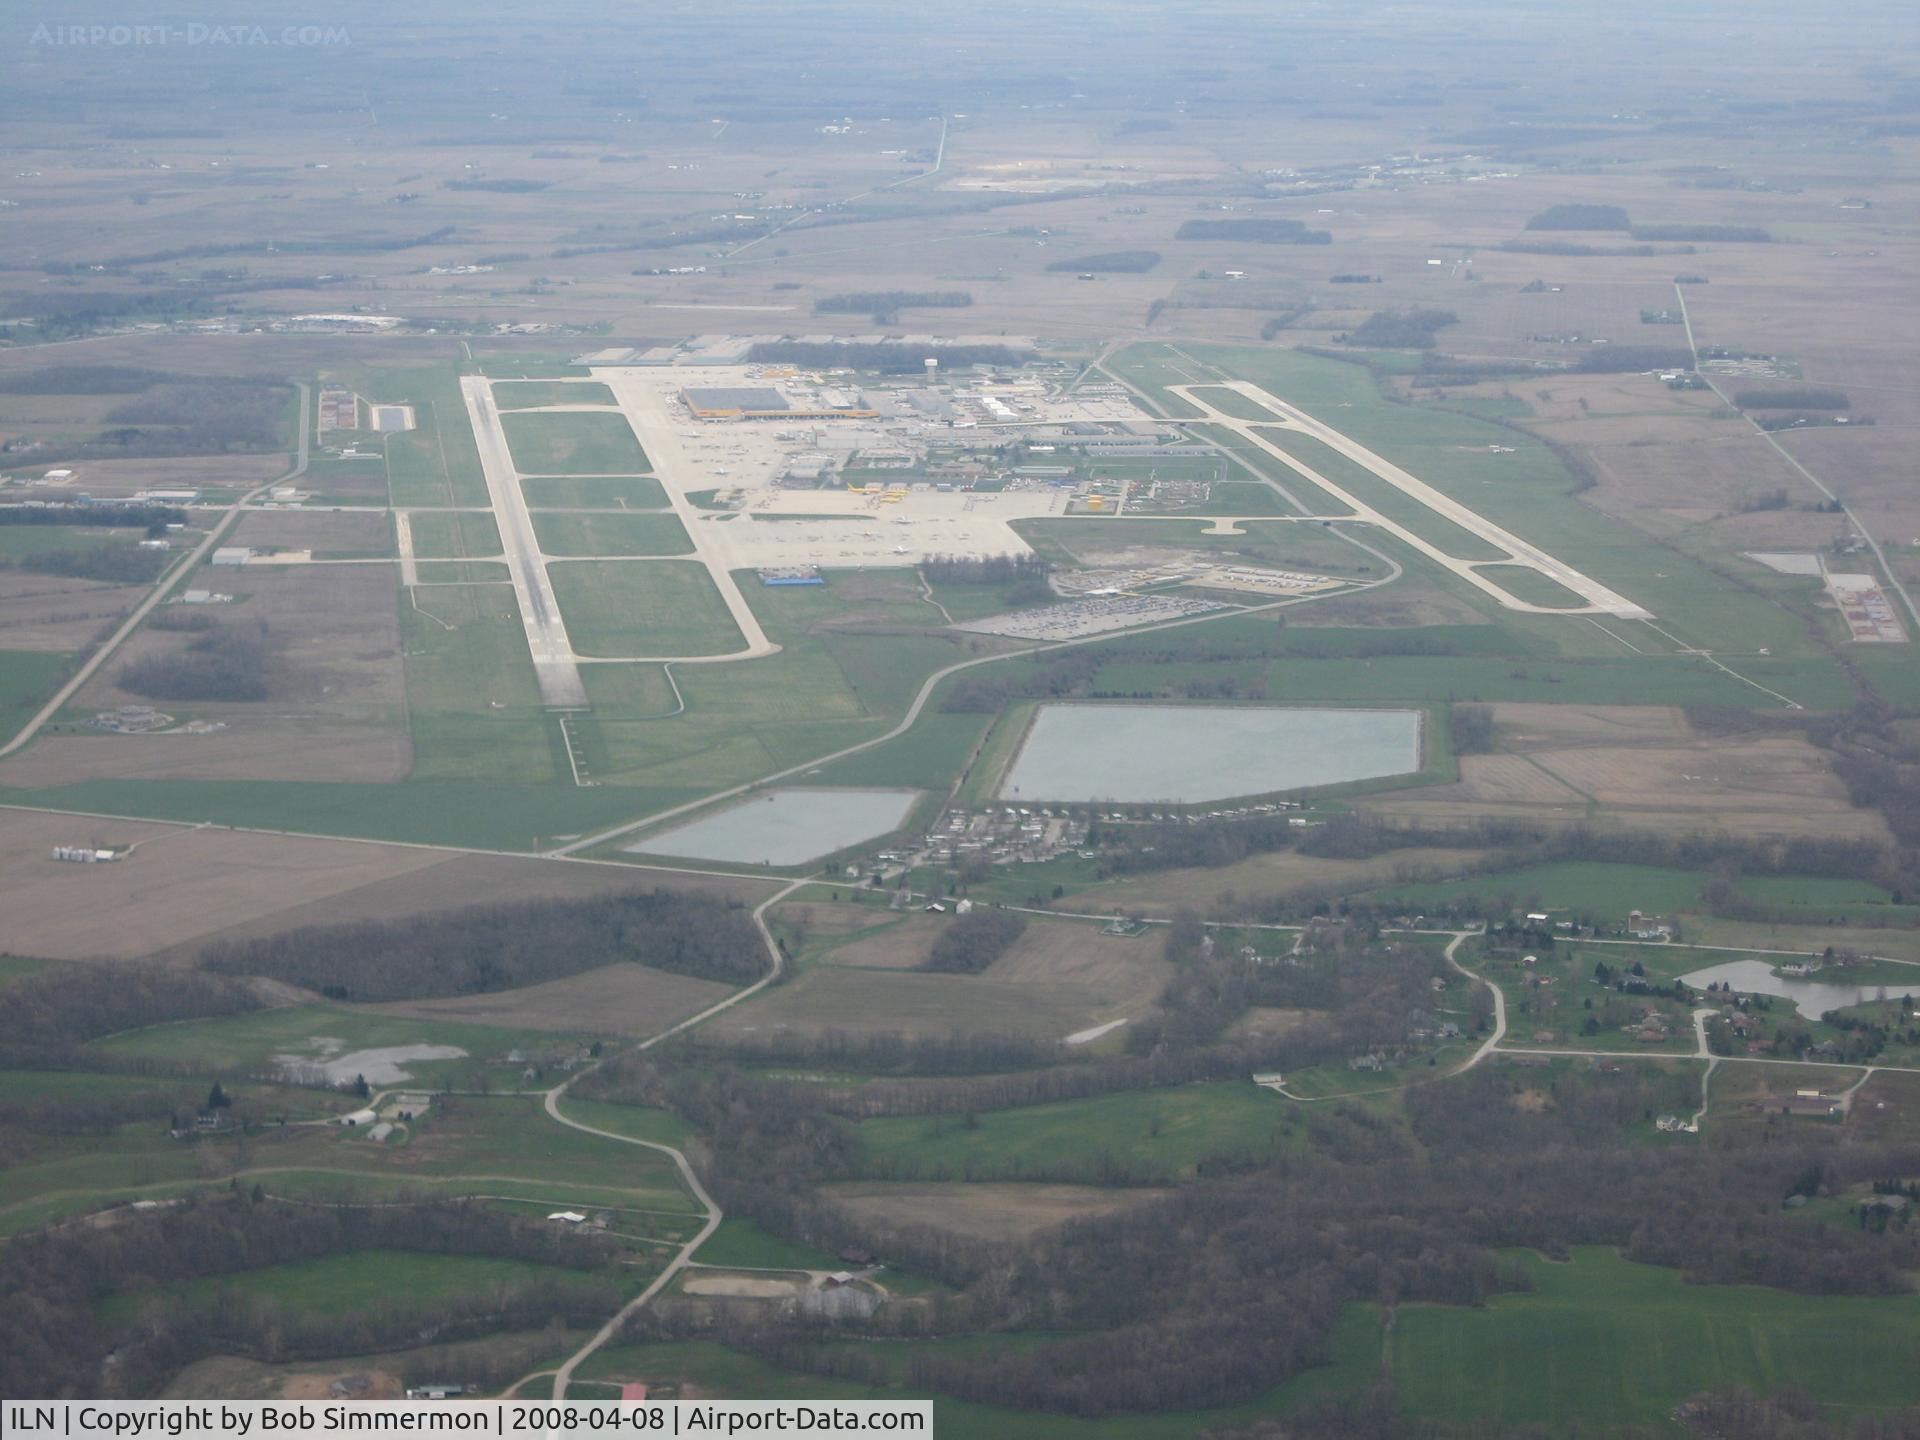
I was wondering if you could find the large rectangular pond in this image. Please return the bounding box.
[997,703,1422,804]
[625,787,918,866]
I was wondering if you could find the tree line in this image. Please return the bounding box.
[1735,387,1850,410]
[0,962,259,1049]
[1175,219,1332,245]
[782,1075,1920,1418]
[815,291,971,312]
[0,1194,620,1397]
[0,502,186,528]
[1342,309,1458,349]
[4,545,169,586]
[1045,251,1161,272]
[202,888,767,1000]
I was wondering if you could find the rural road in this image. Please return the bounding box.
[543,876,807,1400]
[1673,283,1920,635]
[0,382,313,761]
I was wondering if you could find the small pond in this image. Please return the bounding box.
[1678,959,1890,1021]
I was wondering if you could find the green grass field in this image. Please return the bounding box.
[98,1249,626,1327]
[493,380,616,409]
[1372,861,1708,919]
[415,560,511,583]
[693,1218,844,1272]
[93,1004,600,1083]
[1387,1248,1920,1430]
[402,581,564,783]
[522,475,669,509]
[854,1081,1296,1182]
[0,525,151,559]
[574,1248,1920,1436]
[1,649,71,743]
[0,1093,704,1227]
[503,412,650,475]
[408,510,503,559]
[1014,516,1381,579]
[378,367,491,509]
[532,512,693,557]
[550,561,745,658]
[552,1097,690,1149]
[1369,861,1897,925]
[1253,426,1512,562]
[1475,564,1590,609]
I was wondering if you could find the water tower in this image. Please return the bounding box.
[924,357,938,385]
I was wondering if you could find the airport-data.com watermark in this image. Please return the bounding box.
[31,21,351,46]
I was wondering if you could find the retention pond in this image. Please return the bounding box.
[997,703,1422,804]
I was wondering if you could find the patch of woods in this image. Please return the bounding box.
[1499,239,1667,258]
[13,380,292,465]
[445,178,550,192]
[201,887,766,1000]
[920,551,1052,607]
[0,1195,621,1398]
[119,619,275,701]
[1734,387,1850,410]
[1524,204,1772,242]
[1084,810,1899,924]
[920,908,1026,974]
[1338,308,1458,349]
[0,502,186,529]
[1449,701,1496,755]
[745,341,1028,373]
[1175,218,1332,245]
[617,1036,1920,1419]
[76,227,455,270]
[1,544,169,586]
[1570,344,1695,372]
[1525,203,1633,231]
[1044,250,1161,273]
[0,1078,252,1175]
[940,649,1100,713]
[666,1028,1056,1078]
[0,961,259,1051]
[0,366,177,395]
[814,290,971,315]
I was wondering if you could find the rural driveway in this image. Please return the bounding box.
[544,876,807,1400]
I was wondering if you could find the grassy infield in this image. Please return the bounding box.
[0,341,1861,844]
[10,354,1918,1425]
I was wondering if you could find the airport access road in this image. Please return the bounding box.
[545,876,807,1401]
